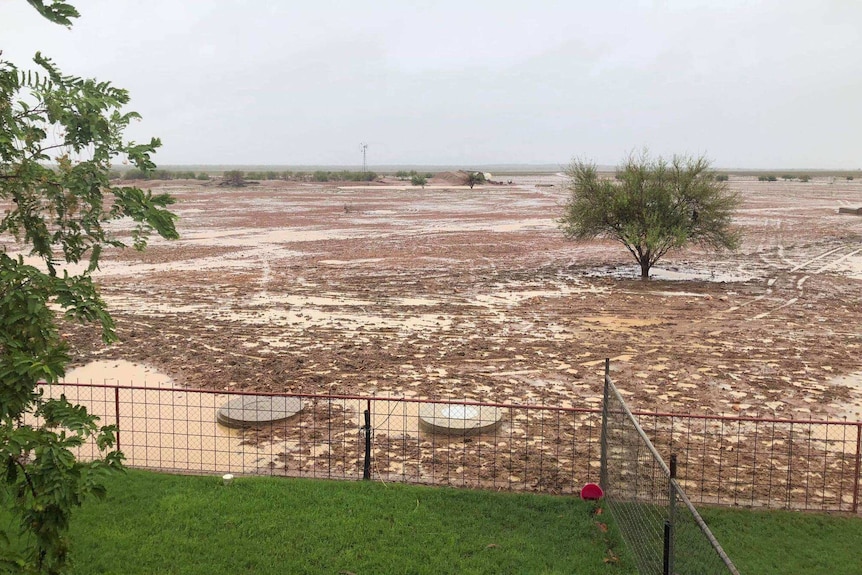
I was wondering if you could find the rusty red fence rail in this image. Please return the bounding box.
[35,382,862,513]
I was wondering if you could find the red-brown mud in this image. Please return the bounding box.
[40,175,862,420]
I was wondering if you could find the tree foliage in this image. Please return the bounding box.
[221,170,246,187]
[1,3,178,572]
[560,153,740,279]
[466,172,485,189]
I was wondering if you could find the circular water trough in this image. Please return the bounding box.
[216,396,302,429]
[418,403,503,436]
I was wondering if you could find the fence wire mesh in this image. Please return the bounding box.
[671,487,740,575]
[34,378,862,516]
[601,364,740,575]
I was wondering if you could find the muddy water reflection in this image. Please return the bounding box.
[44,361,424,475]
[43,361,280,473]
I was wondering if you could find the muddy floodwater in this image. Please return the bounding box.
[11,174,859,424]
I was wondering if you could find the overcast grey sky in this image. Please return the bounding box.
[2,0,861,168]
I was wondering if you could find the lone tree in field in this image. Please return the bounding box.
[560,153,740,279]
[466,171,485,189]
[221,170,247,187]
[1,1,177,572]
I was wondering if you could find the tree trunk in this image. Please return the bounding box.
[639,258,651,279]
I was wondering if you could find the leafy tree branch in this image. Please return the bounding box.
[1,2,177,572]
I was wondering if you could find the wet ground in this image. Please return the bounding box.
[39,175,862,421]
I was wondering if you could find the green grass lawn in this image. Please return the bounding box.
[60,471,631,575]
[702,506,862,575]
[5,470,862,574]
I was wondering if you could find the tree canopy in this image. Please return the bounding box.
[1,2,178,572]
[559,153,740,279]
[466,172,485,189]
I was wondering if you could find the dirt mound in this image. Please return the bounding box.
[433,170,469,185]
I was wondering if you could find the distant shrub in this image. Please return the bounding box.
[196,172,210,180]
[799,175,811,182]
[124,168,145,180]
[758,175,777,182]
[395,170,409,180]
[781,174,795,181]
[715,174,729,182]
[847,176,855,181]
[307,170,378,182]
[424,172,434,179]
[222,170,246,187]
[411,174,427,187]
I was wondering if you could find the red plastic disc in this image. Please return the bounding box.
[580,483,604,500]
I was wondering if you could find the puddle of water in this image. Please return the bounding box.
[394,297,440,306]
[584,265,756,283]
[181,228,358,245]
[831,371,862,421]
[42,361,275,473]
[250,294,375,307]
[370,400,421,437]
[651,267,756,282]
[470,282,607,308]
[824,255,862,280]
[488,219,556,232]
[319,258,386,266]
[104,293,452,333]
[580,316,665,332]
[38,361,430,472]
[216,308,452,333]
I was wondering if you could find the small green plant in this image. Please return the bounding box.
[847,176,854,181]
[799,175,811,182]
[196,172,210,180]
[758,175,777,182]
[715,174,729,182]
[781,174,795,181]
[411,174,427,187]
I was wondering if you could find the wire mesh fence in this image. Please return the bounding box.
[33,377,862,515]
[33,382,604,492]
[601,362,741,574]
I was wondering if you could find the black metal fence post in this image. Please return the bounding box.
[362,404,372,480]
[663,520,672,575]
[114,386,121,451]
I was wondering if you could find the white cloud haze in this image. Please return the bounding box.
[2,0,860,168]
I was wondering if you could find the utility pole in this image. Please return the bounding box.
[360,142,368,173]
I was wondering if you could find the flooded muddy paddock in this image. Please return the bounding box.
[37,176,862,424]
